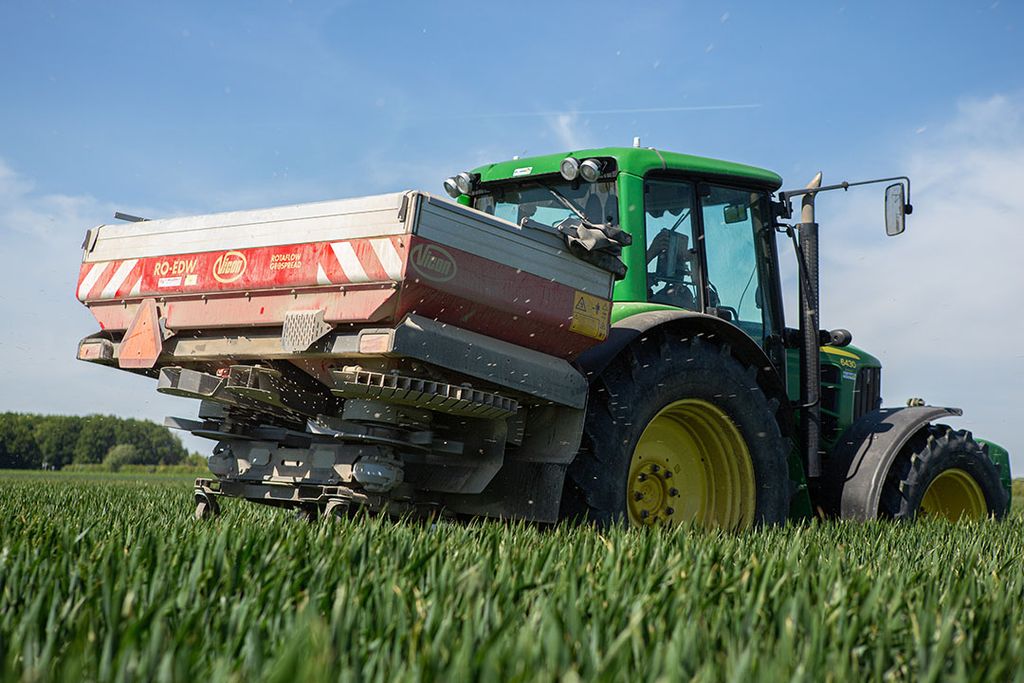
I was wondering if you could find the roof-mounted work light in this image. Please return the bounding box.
[442,177,461,198]
[560,157,580,181]
[579,158,604,182]
[454,172,477,195]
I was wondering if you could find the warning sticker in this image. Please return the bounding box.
[569,291,610,341]
[158,276,182,288]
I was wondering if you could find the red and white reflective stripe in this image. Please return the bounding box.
[99,259,138,299]
[330,242,369,283]
[77,262,109,300]
[318,236,404,286]
[78,259,142,300]
[369,238,403,279]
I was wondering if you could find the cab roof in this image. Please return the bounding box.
[472,147,783,191]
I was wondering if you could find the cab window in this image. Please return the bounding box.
[474,180,618,229]
[700,185,771,340]
[644,179,698,311]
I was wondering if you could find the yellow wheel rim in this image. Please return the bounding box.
[627,399,755,529]
[919,468,988,520]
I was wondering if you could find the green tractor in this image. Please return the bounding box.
[450,146,1011,526]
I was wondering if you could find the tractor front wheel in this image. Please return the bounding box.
[879,424,1009,520]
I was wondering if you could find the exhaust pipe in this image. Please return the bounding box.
[799,172,823,480]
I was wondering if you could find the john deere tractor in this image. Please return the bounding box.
[447,146,1011,525]
[76,145,1011,526]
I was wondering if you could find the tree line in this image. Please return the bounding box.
[0,413,193,470]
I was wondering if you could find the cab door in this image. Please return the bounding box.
[697,183,784,357]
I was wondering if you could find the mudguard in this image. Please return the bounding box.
[827,406,963,520]
[575,309,791,431]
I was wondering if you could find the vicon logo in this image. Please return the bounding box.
[410,244,456,282]
[212,250,247,283]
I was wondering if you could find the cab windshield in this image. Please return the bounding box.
[473,179,618,229]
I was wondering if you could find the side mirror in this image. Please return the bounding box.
[885,183,907,236]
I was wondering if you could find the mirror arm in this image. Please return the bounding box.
[780,175,912,212]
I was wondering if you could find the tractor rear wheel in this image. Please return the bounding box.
[879,424,1009,520]
[563,332,791,529]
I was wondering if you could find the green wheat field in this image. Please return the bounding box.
[2,472,1024,682]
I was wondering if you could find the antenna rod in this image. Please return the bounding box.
[114,212,149,223]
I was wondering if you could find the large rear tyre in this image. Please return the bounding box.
[563,332,791,529]
[879,424,1009,520]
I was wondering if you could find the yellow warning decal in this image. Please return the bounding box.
[569,291,610,341]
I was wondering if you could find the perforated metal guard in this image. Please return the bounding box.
[330,369,518,419]
[282,309,333,352]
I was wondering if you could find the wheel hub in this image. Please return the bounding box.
[631,464,678,518]
[627,398,755,529]
[919,468,988,520]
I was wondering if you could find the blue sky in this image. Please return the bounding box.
[1,1,1022,470]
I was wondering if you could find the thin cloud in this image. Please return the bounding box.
[808,93,1024,469]
[0,159,111,247]
[453,103,762,120]
[547,112,588,150]
[0,159,204,451]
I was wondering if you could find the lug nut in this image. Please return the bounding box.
[638,473,647,482]
[640,510,649,519]
[666,507,675,515]
[634,492,644,501]
[669,488,679,497]
[651,464,660,473]
[663,470,672,479]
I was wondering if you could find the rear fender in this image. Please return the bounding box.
[827,406,963,520]
[575,309,792,433]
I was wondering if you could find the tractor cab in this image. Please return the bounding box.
[460,146,790,372]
